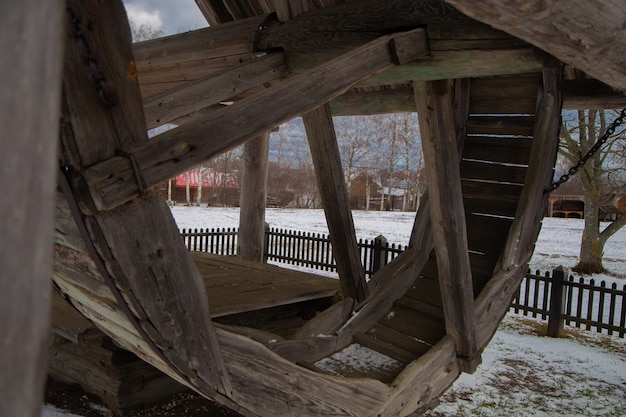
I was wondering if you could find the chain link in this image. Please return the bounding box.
[66,2,117,107]
[544,108,626,194]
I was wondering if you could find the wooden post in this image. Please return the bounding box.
[0,1,64,416]
[303,104,369,304]
[372,235,388,274]
[238,132,270,263]
[547,266,567,338]
[414,79,480,372]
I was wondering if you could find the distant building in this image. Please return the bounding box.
[548,194,625,221]
[159,170,240,206]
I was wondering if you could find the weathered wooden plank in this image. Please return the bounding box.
[500,68,562,269]
[0,2,63,416]
[374,336,459,417]
[445,0,626,92]
[330,87,417,116]
[143,53,287,129]
[460,160,528,184]
[354,332,418,364]
[238,132,270,262]
[465,115,535,136]
[395,296,445,320]
[463,136,532,165]
[132,15,266,63]
[563,79,626,110]
[83,28,429,211]
[365,324,433,356]
[463,196,520,217]
[461,179,524,202]
[414,79,480,371]
[336,246,429,348]
[378,306,446,346]
[476,68,562,347]
[217,329,390,417]
[294,297,354,339]
[304,104,368,303]
[51,291,99,343]
[362,48,551,85]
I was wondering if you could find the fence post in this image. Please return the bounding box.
[263,223,270,263]
[372,235,388,274]
[547,265,567,337]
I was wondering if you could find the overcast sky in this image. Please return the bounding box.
[123,0,209,36]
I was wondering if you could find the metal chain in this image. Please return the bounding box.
[66,2,117,107]
[544,108,626,193]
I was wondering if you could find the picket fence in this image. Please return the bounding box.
[180,227,626,339]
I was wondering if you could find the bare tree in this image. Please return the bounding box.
[559,109,626,274]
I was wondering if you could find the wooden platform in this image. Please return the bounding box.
[50,255,340,411]
[192,252,340,317]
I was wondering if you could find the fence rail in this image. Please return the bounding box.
[181,226,626,339]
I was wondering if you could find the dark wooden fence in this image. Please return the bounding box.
[181,227,626,338]
[512,267,626,338]
[180,227,405,279]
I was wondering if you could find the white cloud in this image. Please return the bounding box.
[124,3,162,29]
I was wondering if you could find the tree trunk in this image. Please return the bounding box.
[574,196,605,274]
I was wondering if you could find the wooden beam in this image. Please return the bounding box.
[238,132,270,263]
[563,79,626,110]
[414,79,479,372]
[60,0,233,400]
[362,47,553,85]
[0,2,64,416]
[444,0,626,92]
[143,52,287,129]
[303,104,369,304]
[330,87,416,116]
[83,29,430,212]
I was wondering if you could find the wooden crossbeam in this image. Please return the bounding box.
[414,79,480,372]
[444,0,626,92]
[143,52,287,129]
[82,28,429,212]
[303,104,369,304]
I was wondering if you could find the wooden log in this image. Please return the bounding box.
[330,87,417,116]
[303,104,369,303]
[83,28,429,212]
[414,79,480,372]
[238,132,270,263]
[444,0,626,92]
[0,2,64,416]
[373,336,459,417]
[216,328,390,417]
[143,53,288,129]
[60,0,236,402]
[563,79,626,110]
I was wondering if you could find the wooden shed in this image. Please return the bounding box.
[2,1,626,417]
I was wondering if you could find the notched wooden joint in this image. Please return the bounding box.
[388,28,430,65]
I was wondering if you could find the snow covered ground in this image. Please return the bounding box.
[42,207,626,417]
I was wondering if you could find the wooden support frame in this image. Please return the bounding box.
[60,0,233,400]
[238,132,270,263]
[143,53,288,130]
[83,28,429,212]
[0,1,64,415]
[303,104,369,303]
[414,79,480,372]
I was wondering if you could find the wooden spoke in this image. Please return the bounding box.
[303,104,369,304]
[414,79,480,372]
